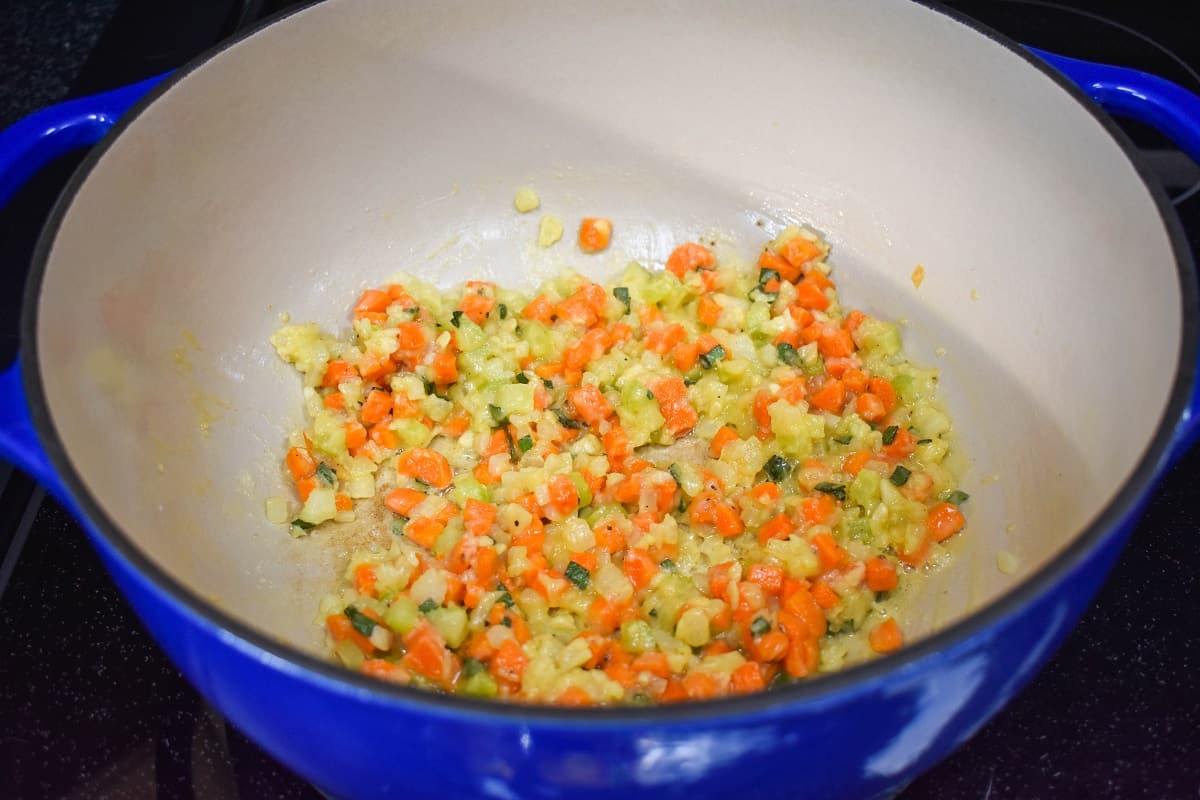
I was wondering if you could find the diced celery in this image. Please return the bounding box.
[298,487,337,525]
[311,411,347,457]
[392,418,434,449]
[856,318,901,356]
[619,620,657,653]
[384,595,420,635]
[848,468,881,509]
[769,402,824,458]
[460,670,499,697]
[496,382,535,417]
[427,605,470,648]
[568,472,592,507]
[451,475,490,505]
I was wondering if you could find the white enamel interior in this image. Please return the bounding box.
[35,0,1181,654]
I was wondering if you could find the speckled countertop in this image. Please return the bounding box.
[0,2,1198,799]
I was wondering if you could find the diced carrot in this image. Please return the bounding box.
[780,236,822,271]
[730,662,766,694]
[926,502,966,542]
[784,635,820,678]
[463,498,497,537]
[353,563,377,597]
[843,310,866,333]
[578,217,612,253]
[818,329,855,359]
[547,474,580,517]
[360,390,393,425]
[404,622,455,685]
[326,614,374,656]
[369,422,399,450]
[688,491,745,537]
[335,493,354,512]
[810,532,848,571]
[602,425,630,466]
[631,652,673,679]
[649,377,698,437]
[806,269,833,291]
[788,305,815,328]
[666,242,715,278]
[556,686,594,707]
[809,379,846,413]
[810,580,840,609]
[474,547,499,587]
[746,563,785,595]
[868,377,898,414]
[697,294,722,327]
[522,294,556,322]
[855,393,887,423]
[404,517,445,549]
[295,476,318,502]
[708,561,736,599]
[681,672,721,700]
[322,360,359,388]
[841,450,873,477]
[710,425,740,458]
[898,531,931,567]
[758,249,801,283]
[884,427,916,460]
[622,548,659,590]
[440,412,470,438]
[748,482,782,505]
[431,350,458,385]
[868,618,904,654]
[780,588,827,640]
[360,659,410,684]
[395,448,453,489]
[385,487,426,516]
[799,493,835,526]
[567,384,613,428]
[793,279,830,311]
[587,597,624,634]
[461,291,495,325]
[354,288,391,317]
[673,341,701,371]
[644,323,687,355]
[748,629,790,663]
[841,368,869,394]
[323,392,346,410]
[865,557,899,592]
[285,446,317,481]
[593,520,626,554]
[756,512,793,545]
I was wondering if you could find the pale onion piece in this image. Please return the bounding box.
[369,625,393,651]
[265,496,290,524]
[409,568,447,607]
[513,187,540,213]
[997,550,1020,575]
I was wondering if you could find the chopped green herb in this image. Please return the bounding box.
[450,310,463,328]
[659,558,677,572]
[291,518,315,530]
[750,617,771,637]
[889,465,912,486]
[564,561,591,590]
[882,425,899,445]
[489,404,508,426]
[763,454,792,483]
[683,375,699,387]
[515,372,530,384]
[668,464,684,487]
[555,408,584,429]
[501,616,512,628]
[505,430,518,462]
[815,482,847,501]
[542,378,555,390]
[613,286,631,314]
[418,598,438,614]
[462,658,487,678]
[413,477,432,490]
[390,516,409,535]
[498,303,508,319]
[315,463,337,486]
[758,268,781,289]
[343,606,377,637]
[776,342,800,366]
[699,344,726,369]
[497,591,515,608]
[943,490,970,505]
[917,438,933,445]
[833,434,853,445]
[517,434,534,453]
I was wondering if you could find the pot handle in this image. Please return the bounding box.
[0,75,166,496]
[1030,48,1200,174]
[1034,48,1200,463]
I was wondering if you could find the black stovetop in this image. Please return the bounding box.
[1,2,1198,798]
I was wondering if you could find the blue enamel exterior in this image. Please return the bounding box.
[0,47,1197,800]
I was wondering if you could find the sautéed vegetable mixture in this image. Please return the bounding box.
[270,218,968,705]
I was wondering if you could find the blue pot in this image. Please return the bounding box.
[1,3,1198,798]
